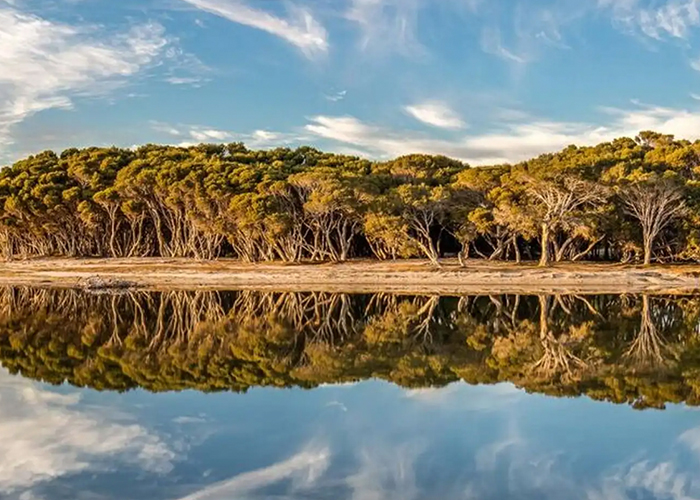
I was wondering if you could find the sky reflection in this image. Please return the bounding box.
[2,370,700,500]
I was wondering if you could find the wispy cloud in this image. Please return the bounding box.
[405,101,466,129]
[0,5,171,155]
[480,27,528,64]
[179,0,328,58]
[325,90,347,102]
[638,0,700,39]
[345,0,425,56]
[346,440,428,500]
[601,0,700,39]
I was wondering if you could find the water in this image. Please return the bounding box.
[2,288,700,499]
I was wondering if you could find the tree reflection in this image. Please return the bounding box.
[623,296,675,369]
[1,288,700,408]
[529,295,589,382]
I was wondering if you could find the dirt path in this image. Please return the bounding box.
[1,258,700,294]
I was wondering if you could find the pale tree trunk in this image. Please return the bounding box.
[643,235,653,266]
[511,236,521,263]
[539,223,550,267]
[571,237,603,262]
[458,242,470,267]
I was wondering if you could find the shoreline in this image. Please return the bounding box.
[1,258,700,294]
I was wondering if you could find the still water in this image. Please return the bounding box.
[3,288,700,499]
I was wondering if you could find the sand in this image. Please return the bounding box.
[1,258,700,294]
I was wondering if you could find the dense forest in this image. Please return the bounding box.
[3,131,700,265]
[2,287,700,409]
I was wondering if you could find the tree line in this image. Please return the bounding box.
[2,131,700,265]
[2,287,700,409]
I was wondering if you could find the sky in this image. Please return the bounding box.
[4,0,700,166]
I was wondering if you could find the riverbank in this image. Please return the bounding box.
[1,258,700,294]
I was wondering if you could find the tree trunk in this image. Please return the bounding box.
[458,243,470,267]
[569,237,604,262]
[555,236,576,262]
[539,223,550,267]
[643,235,653,266]
[512,236,521,263]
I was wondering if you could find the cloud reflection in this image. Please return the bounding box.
[0,370,176,497]
[173,444,330,500]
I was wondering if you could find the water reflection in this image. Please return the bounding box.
[3,371,700,500]
[1,288,700,408]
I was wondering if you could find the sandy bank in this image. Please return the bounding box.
[1,258,700,294]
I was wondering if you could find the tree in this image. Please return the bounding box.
[621,180,686,265]
[289,169,364,262]
[526,176,609,266]
[395,184,453,266]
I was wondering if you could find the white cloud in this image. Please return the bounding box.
[678,426,700,455]
[251,129,279,143]
[165,76,206,86]
[179,0,328,58]
[304,114,543,164]
[405,101,466,129]
[172,416,208,424]
[174,444,330,500]
[305,101,700,165]
[0,5,170,154]
[155,101,700,166]
[405,383,524,410]
[318,381,360,388]
[0,370,176,497]
[189,128,232,142]
[151,122,232,145]
[305,115,419,156]
[151,122,183,136]
[151,121,306,149]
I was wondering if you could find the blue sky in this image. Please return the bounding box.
[3,0,700,165]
